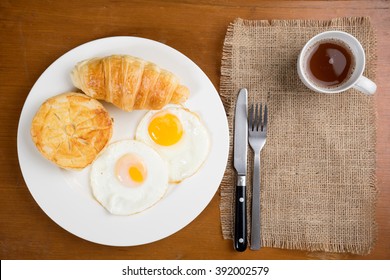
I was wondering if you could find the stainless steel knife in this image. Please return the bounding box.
[233,88,248,252]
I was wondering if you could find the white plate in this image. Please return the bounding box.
[17,36,229,246]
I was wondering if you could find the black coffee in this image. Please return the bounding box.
[306,39,355,88]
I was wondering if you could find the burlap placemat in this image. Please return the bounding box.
[219,17,377,255]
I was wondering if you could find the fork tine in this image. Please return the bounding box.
[249,104,254,130]
[255,104,259,131]
[262,104,268,131]
[259,104,262,131]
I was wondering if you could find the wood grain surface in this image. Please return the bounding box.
[1,0,389,260]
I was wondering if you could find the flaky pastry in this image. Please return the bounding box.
[31,92,113,170]
[71,55,190,111]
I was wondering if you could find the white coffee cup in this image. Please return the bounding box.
[297,31,376,95]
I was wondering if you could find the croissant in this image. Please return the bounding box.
[71,55,190,111]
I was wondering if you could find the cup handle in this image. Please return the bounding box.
[353,76,377,95]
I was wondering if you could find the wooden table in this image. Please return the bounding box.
[1,0,389,260]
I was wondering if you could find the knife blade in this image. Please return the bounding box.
[233,88,248,252]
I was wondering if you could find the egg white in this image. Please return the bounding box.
[135,106,210,183]
[90,140,169,215]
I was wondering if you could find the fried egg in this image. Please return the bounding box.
[135,106,210,183]
[90,140,168,215]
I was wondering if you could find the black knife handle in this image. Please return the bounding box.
[234,182,247,252]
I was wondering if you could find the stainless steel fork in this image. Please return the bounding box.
[248,103,267,250]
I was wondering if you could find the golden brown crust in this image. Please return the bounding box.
[31,92,113,170]
[71,55,189,111]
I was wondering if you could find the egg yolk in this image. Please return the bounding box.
[128,166,144,183]
[115,154,147,187]
[148,113,183,146]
